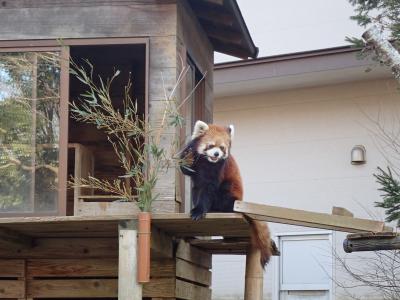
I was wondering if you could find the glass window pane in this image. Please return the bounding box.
[0,52,61,213]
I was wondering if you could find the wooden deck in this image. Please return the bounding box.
[0,213,252,255]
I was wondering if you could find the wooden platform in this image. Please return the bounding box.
[0,213,251,299]
[0,213,251,255]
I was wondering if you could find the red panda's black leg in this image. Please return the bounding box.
[210,181,235,212]
[191,185,217,220]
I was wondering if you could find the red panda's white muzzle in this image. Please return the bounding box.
[205,147,227,163]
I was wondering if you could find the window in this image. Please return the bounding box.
[0,50,66,214]
[0,37,148,216]
[181,56,205,213]
[277,232,333,300]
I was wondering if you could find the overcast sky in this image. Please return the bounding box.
[214,0,365,63]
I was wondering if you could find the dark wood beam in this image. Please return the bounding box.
[195,8,235,27]
[0,227,33,248]
[210,38,254,59]
[203,0,224,5]
[344,232,399,252]
[203,22,243,45]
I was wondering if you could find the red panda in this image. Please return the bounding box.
[180,120,276,267]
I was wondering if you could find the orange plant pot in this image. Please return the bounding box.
[137,211,151,283]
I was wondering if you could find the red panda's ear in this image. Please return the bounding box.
[192,120,209,139]
[228,124,234,140]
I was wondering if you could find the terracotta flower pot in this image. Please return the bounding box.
[137,211,151,283]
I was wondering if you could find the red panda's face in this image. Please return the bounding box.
[192,120,234,163]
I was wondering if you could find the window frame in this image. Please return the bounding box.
[273,231,334,300]
[0,38,149,216]
[180,55,206,213]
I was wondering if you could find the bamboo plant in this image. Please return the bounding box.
[69,59,204,212]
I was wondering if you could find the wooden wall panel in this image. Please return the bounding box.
[28,279,117,298]
[0,259,25,277]
[175,240,212,269]
[0,280,25,298]
[175,279,211,300]
[27,259,118,277]
[176,258,211,286]
[0,238,118,259]
[0,4,177,40]
[176,1,213,86]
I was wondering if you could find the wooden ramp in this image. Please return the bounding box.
[234,201,389,233]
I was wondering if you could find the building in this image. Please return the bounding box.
[213,46,396,300]
[0,1,262,299]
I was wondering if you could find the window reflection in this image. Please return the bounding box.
[0,52,61,213]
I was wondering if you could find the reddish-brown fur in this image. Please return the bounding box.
[183,122,274,267]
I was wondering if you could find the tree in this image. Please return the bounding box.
[347,0,400,222]
[374,167,400,226]
[347,0,400,82]
[335,2,400,299]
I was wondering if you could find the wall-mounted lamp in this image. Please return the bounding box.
[351,145,366,165]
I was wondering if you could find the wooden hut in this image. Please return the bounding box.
[0,1,260,299]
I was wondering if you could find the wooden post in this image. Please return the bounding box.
[244,247,263,300]
[118,220,142,300]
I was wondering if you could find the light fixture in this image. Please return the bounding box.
[351,145,366,165]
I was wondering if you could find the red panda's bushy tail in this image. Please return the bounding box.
[246,218,278,268]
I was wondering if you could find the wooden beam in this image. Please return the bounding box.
[202,22,243,45]
[332,206,354,217]
[234,201,387,233]
[203,0,224,5]
[209,37,250,59]
[344,232,399,252]
[244,247,263,300]
[151,226,173,258]
[118,220,142,300]
[195,7,235,27]
[189,238,250,254]
[0,227,33,248]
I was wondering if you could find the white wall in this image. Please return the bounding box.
[212,78,400,300]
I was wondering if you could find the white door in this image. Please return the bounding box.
[278,233,332,300]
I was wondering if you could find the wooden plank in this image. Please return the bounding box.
[151,259,175,278]
[0,238,118,259]
[176,258,211,286]
[0,4,177,40]
[118,220,142,300]
[76,201,140,217]
[0,221,119,238]
[234,201,386,233]
[151,227,173,258]
[0,227,33,248]
[28,279,117,298]
[0,259,25,277]
[189,238,250,254]
[27,258,174,278]
[153,213,250,237]
[0,280,25,298]
[149,36,177,68]
[175,279,211,300]
[0,212,244,225]
[332,206,354,217]
[0,213,250,239]
[143,278,175,298]
[27,259,118,277]
[176,240,211,269]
